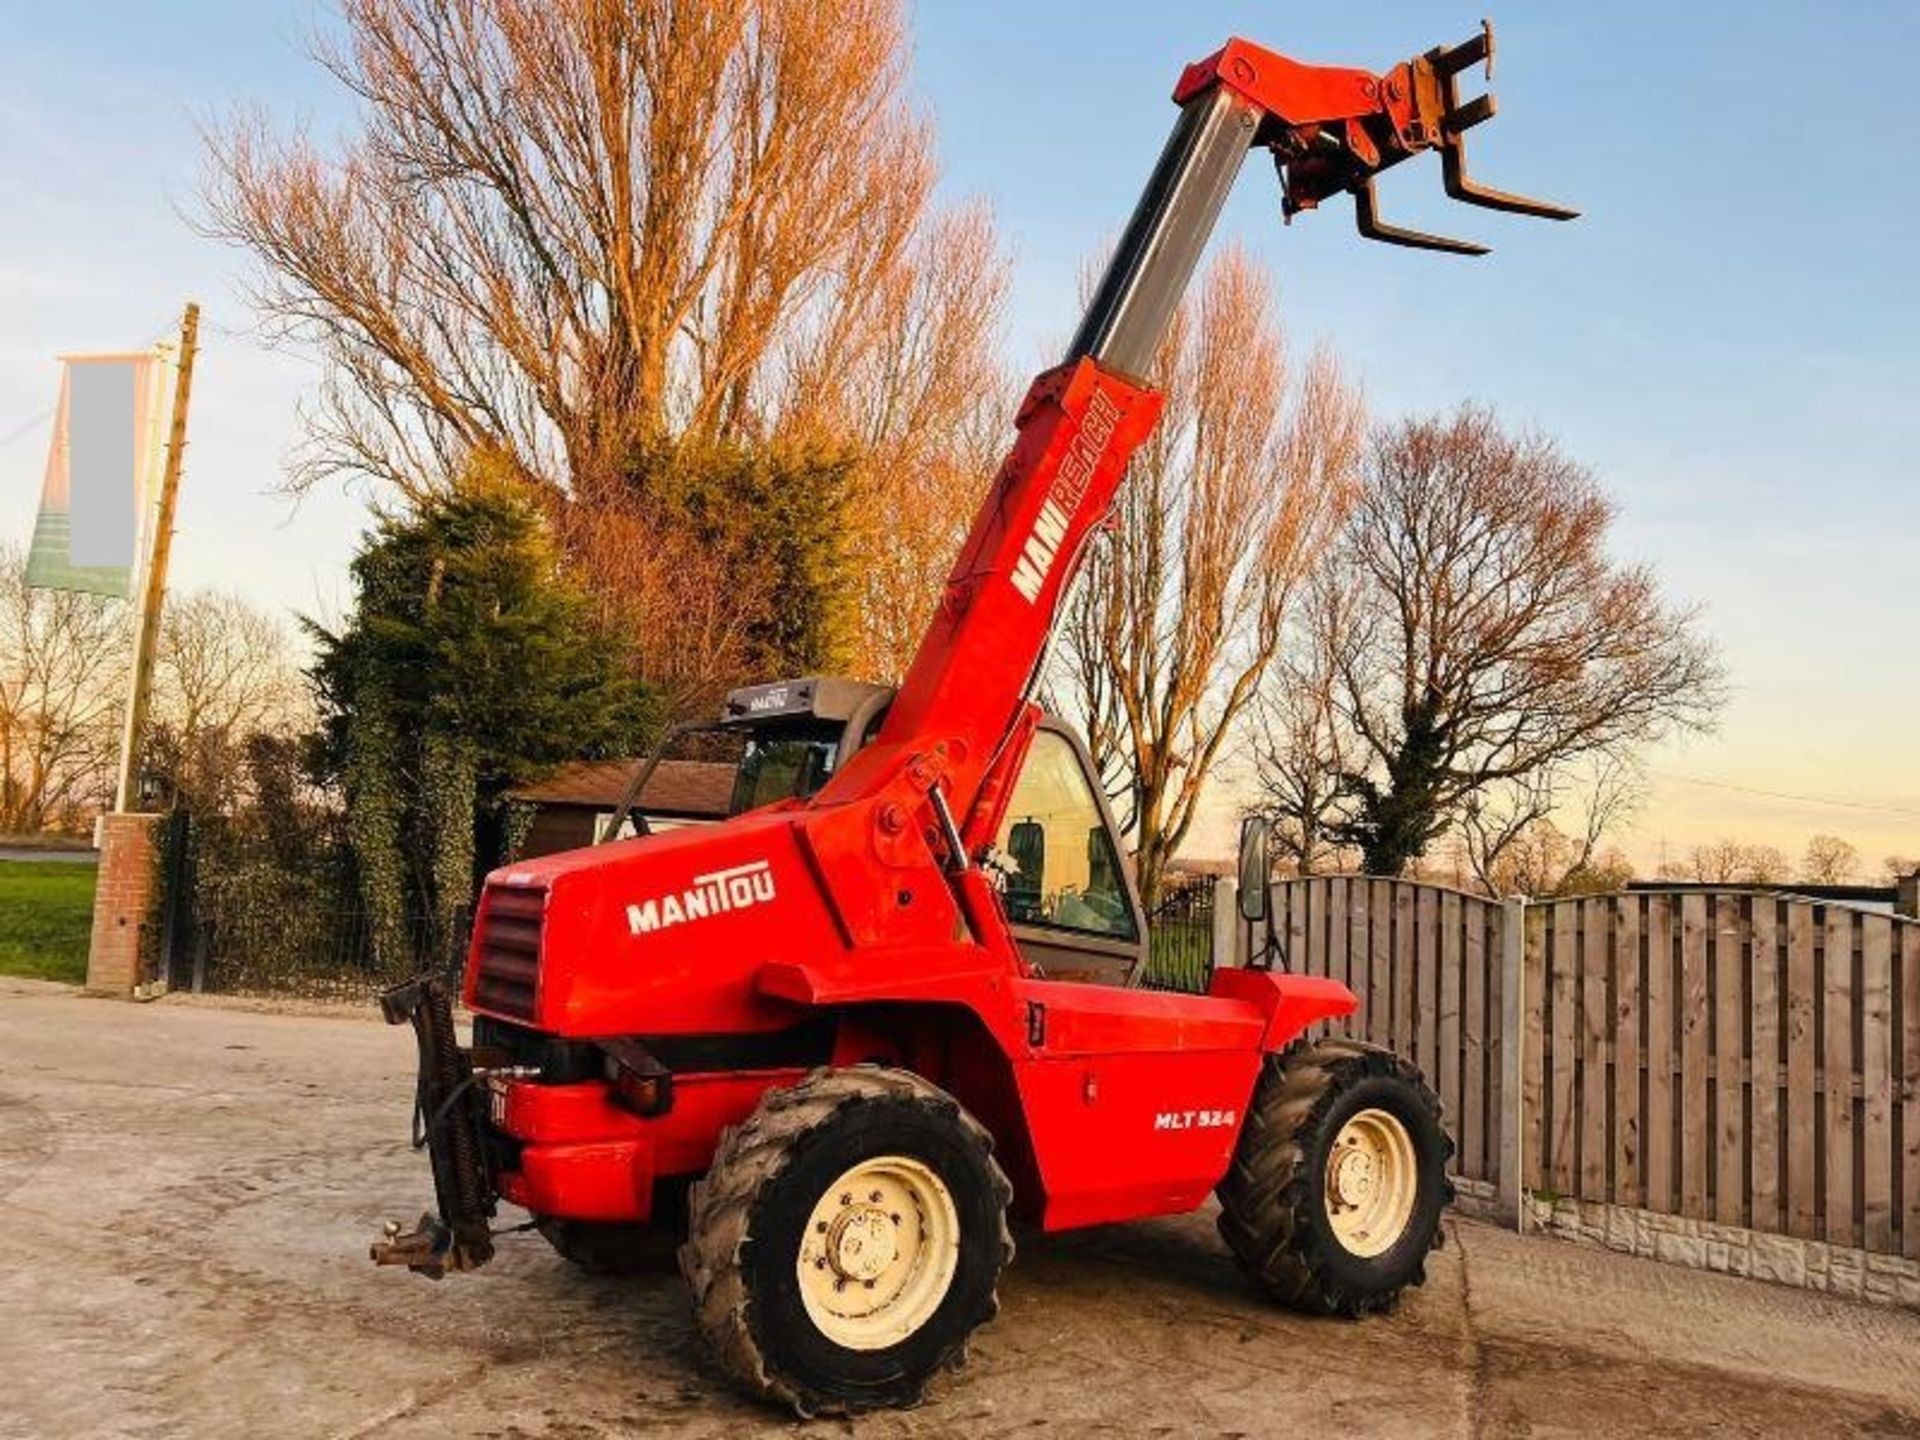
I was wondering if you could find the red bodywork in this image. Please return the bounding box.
[459,41,1430,1235]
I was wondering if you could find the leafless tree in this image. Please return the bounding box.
[1247,584,1356,874]
[1800,833,1859,885]
[1054,247,1363,907]
[0,546,308,830]
[1458,757,1638,896]
[1881,854,1918,886]
[557,492,772,719]
[0,546,128,833]
[209,0,929,489]
[817,206,1013,680]
[1670,838,1786,885]
[1260,405,1722,876]
[148,591,308,809]
[204,0,1007,698]
[156,591,304,742]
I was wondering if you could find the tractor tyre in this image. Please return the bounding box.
[1217,1037,1452,1317]
[679,1065,1014,1417]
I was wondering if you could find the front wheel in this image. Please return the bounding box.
[679,1066,1013,1417]
[1216,1038,1452,1316]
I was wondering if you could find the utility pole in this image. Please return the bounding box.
[113,301,199,813]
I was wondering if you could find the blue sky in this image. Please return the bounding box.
[3,2,1917,868]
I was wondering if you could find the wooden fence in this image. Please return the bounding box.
[1525,891,1918,1258]
[1267,877,1509,1189]
[1258,879,1920,1260]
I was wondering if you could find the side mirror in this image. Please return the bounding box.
[1237,817,1272,922]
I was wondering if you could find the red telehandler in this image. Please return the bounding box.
[373,24,1573,1416]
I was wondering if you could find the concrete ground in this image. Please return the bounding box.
[3,977,1918,1440]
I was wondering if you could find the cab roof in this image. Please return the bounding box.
[718,676,893,729]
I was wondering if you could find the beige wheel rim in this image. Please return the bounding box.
[796,1155,959,1350]
[1323,1107,1419,1258]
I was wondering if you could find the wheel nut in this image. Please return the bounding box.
[816,1221,828,1234]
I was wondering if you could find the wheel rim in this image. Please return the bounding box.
[796,1155,960,1351]
[1323,1107,1419,1258]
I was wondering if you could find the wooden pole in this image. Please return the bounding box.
[113,302,199,813]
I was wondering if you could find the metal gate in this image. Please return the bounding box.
[1140,876,1217,993]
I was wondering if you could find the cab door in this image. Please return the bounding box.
[992,722,1147,985]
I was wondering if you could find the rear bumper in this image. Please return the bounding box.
[490,1068,804,1222]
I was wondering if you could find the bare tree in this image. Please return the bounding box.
[149,591,308,810]
[1801,833,1860,885]
[1247,585,1355,874]
[204,0,1005,699]
[0,546,128,833]
[1455,816,1634,898]
[1054,247,1363,907]
[1263,405,1721,876]
[208,0,930,491]
[1735,844,1787,885]
[0,546,309,829]
[156,591,304,743]
[1881,854,1918,886]
[557,492,772,719]
[817,206,1012,680]
[1674,839,1786,885]
[1459,756,1639,896]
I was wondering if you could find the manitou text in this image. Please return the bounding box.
[626,861,777,935]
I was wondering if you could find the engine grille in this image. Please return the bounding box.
[471,882,545,1021]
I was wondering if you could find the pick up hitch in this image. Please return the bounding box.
[370,974,498,1279]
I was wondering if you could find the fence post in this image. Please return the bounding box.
[1213,876,1241,968]
[1897,871,1919,920]
[1499,894,1528,1231]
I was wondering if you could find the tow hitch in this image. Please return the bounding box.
[370,974,500,1279]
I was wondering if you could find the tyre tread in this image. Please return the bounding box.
[1216,1038,1453,1317]
[680,1064,1013,1417]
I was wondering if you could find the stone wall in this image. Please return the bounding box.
[1523,1192,1920,1312]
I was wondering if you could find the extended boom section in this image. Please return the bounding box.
[842,21,1572,828]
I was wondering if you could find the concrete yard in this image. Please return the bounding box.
[2,976,1918,1439]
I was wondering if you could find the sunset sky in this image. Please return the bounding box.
[3,1,1915,873]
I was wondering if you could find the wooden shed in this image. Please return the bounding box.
[507,759,735,859]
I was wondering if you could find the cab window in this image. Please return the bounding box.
[995,730,1136,940]
[730,732,840,814]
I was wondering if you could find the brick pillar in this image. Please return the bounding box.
[86,813,161,996]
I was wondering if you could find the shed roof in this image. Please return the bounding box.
[507,758,734,817]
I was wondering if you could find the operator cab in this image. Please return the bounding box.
[731,683,1148,986]
[619,676,1151,985]
[990,721,1144,986]
[716,677,891,814]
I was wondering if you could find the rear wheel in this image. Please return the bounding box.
[679,1066,1013,1417]
[1216,1038,1451,1316]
